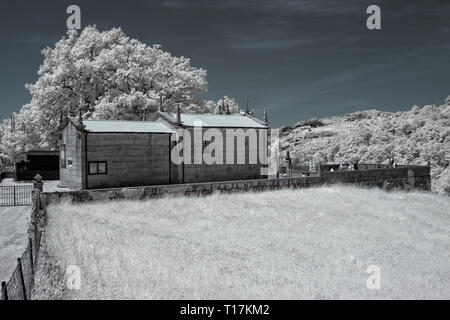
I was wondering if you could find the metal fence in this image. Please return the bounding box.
[1,188,43,300]
[0,185,33,206]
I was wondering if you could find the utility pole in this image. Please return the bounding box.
[10,114,15,133]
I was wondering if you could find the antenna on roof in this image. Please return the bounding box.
[226,103,231,115]
[78,110,86,130]
[159,93,164,112]
[10,114,15,133]
[245,98,249,115]
[264,108,268,125]
[219,97,224,114]
[176,105,182,125]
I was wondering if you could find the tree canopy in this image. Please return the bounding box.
[0,26,242,163]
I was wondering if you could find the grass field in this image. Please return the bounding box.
[34,186,450,299]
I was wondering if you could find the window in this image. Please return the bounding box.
[88,161,107,175]
[67,159,73,167]
[98,162,106,173]
[60,144,66,169]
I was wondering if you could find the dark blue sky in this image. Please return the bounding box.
[1,0,450,127]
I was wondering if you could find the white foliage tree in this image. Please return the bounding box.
[0,26,208,162]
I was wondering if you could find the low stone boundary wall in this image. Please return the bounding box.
[42,166,430,204]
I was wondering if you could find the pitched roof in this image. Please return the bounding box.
[154,112,267,128]
[83,120,174,133]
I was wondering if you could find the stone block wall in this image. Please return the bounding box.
[181,127,268,183]
[86,133,171,189]
[43,165,431,205]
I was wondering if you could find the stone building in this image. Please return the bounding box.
[59,110,268,189]
[151,109,268,184]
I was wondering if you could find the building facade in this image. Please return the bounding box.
[152,110,268,184]
[59,111,268,190]
[59,117,174,189]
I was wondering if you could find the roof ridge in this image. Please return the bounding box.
[84,119,162,123]
[168,112,242,116]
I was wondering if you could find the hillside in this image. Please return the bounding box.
[34,186,450,299]
[279,101,450,194]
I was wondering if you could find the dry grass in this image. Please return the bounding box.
[34,186,450,299]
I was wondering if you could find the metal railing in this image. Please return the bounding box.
[0,185,33,206]
[1,231,42,300]
[1,175,45,300]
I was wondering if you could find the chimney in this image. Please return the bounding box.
[159,94,164,112]
[226,103,231,115]
[286,150,292,177]
[244,98,249,115]
[176,106,182,126]
[78,110,86,131]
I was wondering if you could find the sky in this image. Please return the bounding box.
[1,0,450,127]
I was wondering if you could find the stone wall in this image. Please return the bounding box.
[43,165,430,205]
[180,128,267,183]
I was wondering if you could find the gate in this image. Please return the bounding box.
[0,185,33,206]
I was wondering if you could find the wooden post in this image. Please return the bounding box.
[33,226,39,265]
[29,238,34,276]
[37,230,43,257]
[33,174,43,192]
[13,187,16,206]
[37,190,40,211]
[17,258,27,300]
[1,281,7,300]
[33,174,44,228]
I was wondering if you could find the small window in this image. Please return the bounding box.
[89,162,97,174]
[88,161,107,175]
[67,159,73,167]
[98,162,107,174]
